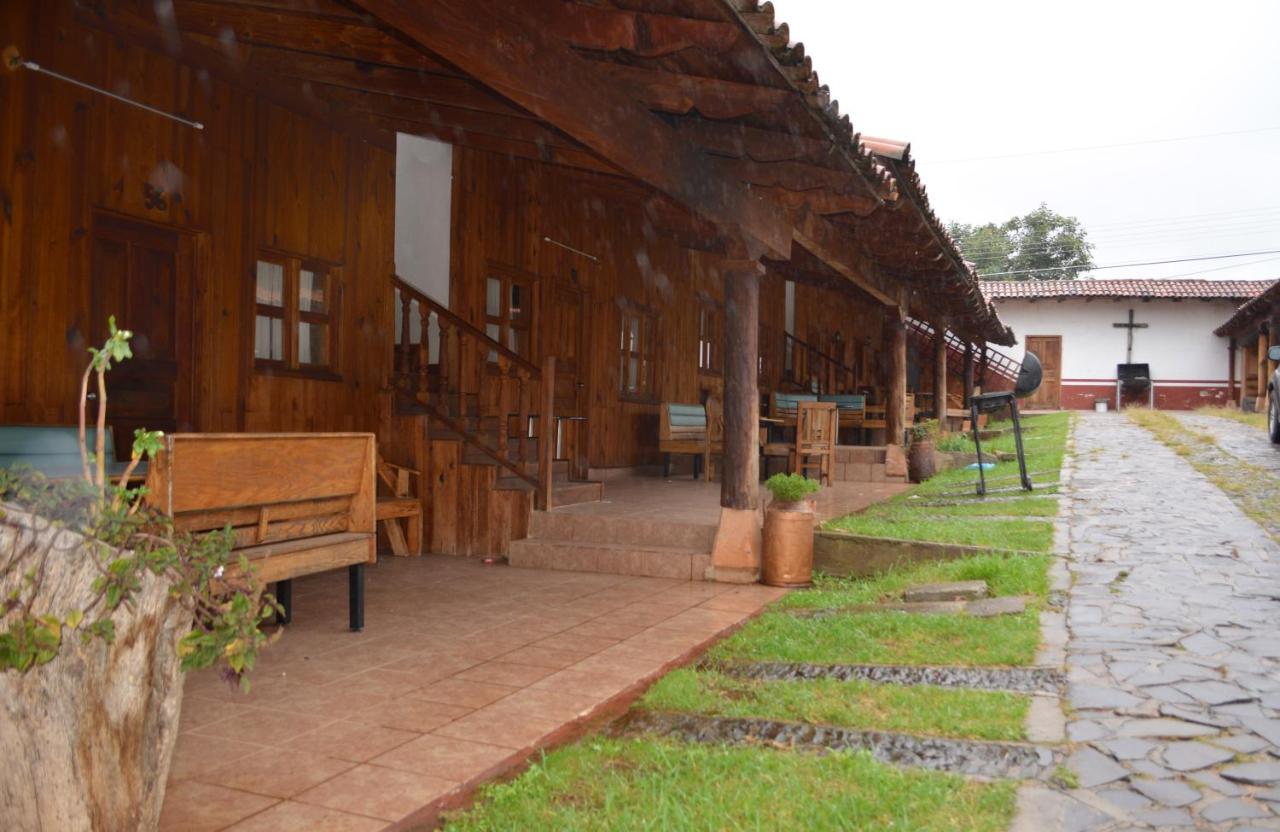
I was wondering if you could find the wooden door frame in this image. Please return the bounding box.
[1024,334,1062,410]
[88,209,200,436]
[541,270,591,479]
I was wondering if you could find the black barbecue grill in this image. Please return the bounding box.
[968,350,1042,496]
[1116,363,1153,408]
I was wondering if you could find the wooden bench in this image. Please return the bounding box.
[376,453,422,556]
[659,402,717,480]
[145,433,377,631]
[0,424,145,481]
[769,391,818,421]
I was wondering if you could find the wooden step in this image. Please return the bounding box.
[508,539,711,581]
[494,477,602,507]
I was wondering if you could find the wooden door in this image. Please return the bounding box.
[1024,335,1061,409]
[90,213,194,459]
[542,270,590,479]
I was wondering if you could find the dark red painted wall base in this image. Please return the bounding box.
[1060,384,1233,411]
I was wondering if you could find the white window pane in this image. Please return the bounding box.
[255,315,282,361]
[486,278,501,317]
[300,268,327,313]
[299,321,328,366]
[628,357,638,391]
[255,260,284,307]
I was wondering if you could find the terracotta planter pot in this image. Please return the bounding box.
[762,500,814,588]
[907,438,937,483]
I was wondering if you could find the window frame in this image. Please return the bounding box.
[252,249,342,381]
[483,264,538,363]
[617,300,659,403]
[696,296,723,377]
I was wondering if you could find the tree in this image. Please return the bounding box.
[948,203,1094,280]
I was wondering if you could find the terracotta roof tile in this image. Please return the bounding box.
[980,279,1273,301]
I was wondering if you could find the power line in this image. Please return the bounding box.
[978,249,1280,278]
[1145,254,1280,281]
[928,125,1280,164]
[956,223,1280,259]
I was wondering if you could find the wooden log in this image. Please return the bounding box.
[963,342,975,407]
[933,323,948,422]
[885,311,907,445]
[0,509,191,831]
[721,260,764,511]
[517,371,530,474]
[1228,337,1237,404]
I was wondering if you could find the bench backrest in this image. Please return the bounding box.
[770,392,818,417]
[818,394,865,412]
[145,433,376,551]
[660,403,707,442]
[0,425,134,479]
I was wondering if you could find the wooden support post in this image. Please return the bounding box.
[710,259,765,584]
[721,262,762,511]
[1261,330,1270,415]
[885,311,907,446]
[933,323,948,423]
[538,356,556,511]
[1228,337,1237,405]
[963,342,975,408]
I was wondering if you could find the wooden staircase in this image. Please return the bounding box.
[391,277,602,556]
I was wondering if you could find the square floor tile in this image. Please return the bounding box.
[370,734,515,780]
[158,780,278,832]
[222,800,385,831]
[296,763,458,821]
[199,748,355,799]
[284,720,419,762]
[414,677,519,708]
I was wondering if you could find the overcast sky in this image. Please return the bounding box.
[779,0,1280,282]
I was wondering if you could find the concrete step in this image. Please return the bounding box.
[835,445,888,465]
[528,511,716,551]
[508,539,711,581]
[495,478,603,507]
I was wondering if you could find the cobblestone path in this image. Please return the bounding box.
[1059,412,1280,830]
[1178,412,1280,478]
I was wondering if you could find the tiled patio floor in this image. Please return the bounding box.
[557,475,908,525]
[161,556,785,831]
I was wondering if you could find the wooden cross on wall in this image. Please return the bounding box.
[1113,308,1149,363]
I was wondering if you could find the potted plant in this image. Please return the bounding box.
[907,419,940,483]
[761,472,820,588]
[0,318,279,831]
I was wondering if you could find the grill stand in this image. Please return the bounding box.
[969,391,1033,497]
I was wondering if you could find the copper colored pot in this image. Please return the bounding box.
[907,438,936,483]
[762,502,814,588]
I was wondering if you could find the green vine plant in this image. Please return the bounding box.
[0,317,279,689]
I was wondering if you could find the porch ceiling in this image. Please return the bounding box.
[83,0,1010,343]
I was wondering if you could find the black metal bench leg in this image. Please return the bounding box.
[970,401,987,497]
[1009,399,1033,491]
[663,452,671,478]
[692,453,702,480]
[348,564,365,632]
[275,579,292,625]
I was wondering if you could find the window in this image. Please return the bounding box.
[697,300,723,375]
[484,269,535,360]
[254,252,339,376]
[619,306,657,400]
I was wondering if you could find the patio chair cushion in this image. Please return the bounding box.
[0,425,144,480]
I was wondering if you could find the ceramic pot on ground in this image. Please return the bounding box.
[907,438,936,483]
[761,499,814,588]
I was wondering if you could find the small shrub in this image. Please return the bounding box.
[764,472,820,503]
[935,433,974,453]
[909,419,940,443]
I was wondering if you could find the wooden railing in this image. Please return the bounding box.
[392,276,556,509]
[905,318,1021,385]
[760,324,861,394]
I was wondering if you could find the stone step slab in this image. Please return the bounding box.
[903,580,988,602]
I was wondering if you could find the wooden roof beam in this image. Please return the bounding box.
[791,209,900,307]
[171,0,451,72]
[593,62,795,121]
[528,2,743,58]
[346,0,792,259]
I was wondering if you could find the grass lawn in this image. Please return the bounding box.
[640,669,1029,741]
[1196,405,1265,431]
[778,551,1051,610]
[708,607,1043,667]
[824,412,1070,551]
[444,738,1017,832]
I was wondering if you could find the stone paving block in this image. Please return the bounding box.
[1222,762,1280,785]
[1118,718,1220,738]
[1159,740,1236,772]
[1130,777,1200,807]
[902,580,987,603]
[1068,747,1130,789]
[1176,680,1258,706]
[1069,684,1142,711]
[1200,797,1272,823]
[1135,807,1194,827]
[1095,738,1156,761]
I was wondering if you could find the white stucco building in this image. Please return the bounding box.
[982,279,1272,410]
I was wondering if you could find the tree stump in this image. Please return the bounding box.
[0,507,192,831]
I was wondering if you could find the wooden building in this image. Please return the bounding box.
[1,0,1011,581]
[1215,277,1280,415]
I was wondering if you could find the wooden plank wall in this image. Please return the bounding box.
[0,0,395,437]
[448,147,892,469]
